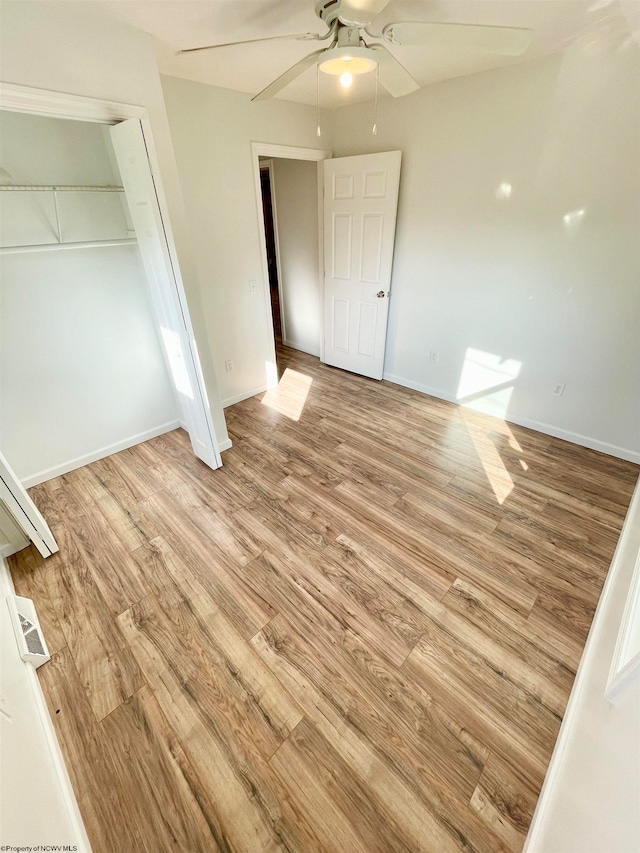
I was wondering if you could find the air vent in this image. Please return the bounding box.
[7,595,51,668]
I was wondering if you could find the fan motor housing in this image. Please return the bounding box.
[315,1,342,26]
[315,0,372,29]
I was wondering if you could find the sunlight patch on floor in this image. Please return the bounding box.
[261,368,313,421]
[461,408,515,504]
[456,348,528,504]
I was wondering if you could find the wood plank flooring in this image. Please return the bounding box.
[10,346,639,853]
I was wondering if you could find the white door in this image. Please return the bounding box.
[0,452,57,558]
[109,120,221,470]
[323,151,402,380]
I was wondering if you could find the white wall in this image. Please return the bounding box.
[525,477,640,853]
[0,0,228,447]
[330,44,640,461]
[161,75,331,405]
[0,111,179,484]
[271,158,321,357]
[0,558,91,850]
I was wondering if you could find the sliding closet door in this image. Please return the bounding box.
[109,120,221,470]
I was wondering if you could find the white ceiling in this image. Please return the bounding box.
[72,0,639,107]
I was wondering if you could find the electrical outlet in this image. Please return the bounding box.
[249,280,257,295]
[430,351,439,363]
[553,383,565,396]
[225,360,233,373]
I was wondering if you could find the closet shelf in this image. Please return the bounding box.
[0,238,137,255]
[0,185,125,192]
[0,184,132,251]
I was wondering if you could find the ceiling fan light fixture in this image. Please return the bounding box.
[318,45,377,78]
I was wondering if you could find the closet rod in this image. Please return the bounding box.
[0,238,137,255]
[0,185,125,192]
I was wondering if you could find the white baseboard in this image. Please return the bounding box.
[21,420,181,488]
[382,372,640,464]
[282,338,321,358]
[222,384,268,408]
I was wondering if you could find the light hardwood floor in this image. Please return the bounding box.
[10,346,639,853]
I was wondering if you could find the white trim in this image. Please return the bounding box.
[382,372,640,464]
[222,384,268,408]
[218,438,233,452]
[524,476,640,852]
[251,141,330,388]
[252,143,331,162]
[0,81,144,123]
[606,545,640,702]
[260,159,287,345]
[21,421,181,488]
[317,159,326,363]
[1,452,58,558]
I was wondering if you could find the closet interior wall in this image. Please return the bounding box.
[0,110,180,485]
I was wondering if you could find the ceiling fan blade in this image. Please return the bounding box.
[382,21,534,57]
[179,30,331,55]
[369,44,420,98]
[338,1,393,25]
[252,48,328,101]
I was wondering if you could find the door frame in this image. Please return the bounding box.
[251,142,331,380]
[258,159,286,346]
[0,451,58,558]
[0,82,222,470]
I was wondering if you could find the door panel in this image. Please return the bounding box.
[332,213,353,279]
[323,151,401,380]
[332,298,350,351]
[109,119,221,470]
[360,213,384,283]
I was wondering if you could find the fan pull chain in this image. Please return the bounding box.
[372,64,379,135]
[316,64,321,137]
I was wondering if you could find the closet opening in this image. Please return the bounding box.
[0,100,220,548]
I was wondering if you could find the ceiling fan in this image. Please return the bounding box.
[179,0,534,101]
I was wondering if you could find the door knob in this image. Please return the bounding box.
[376,291,385,298]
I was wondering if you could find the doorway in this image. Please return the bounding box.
[251,143,330,385]
[259,161,283,345]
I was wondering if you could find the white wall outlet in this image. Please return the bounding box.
[553,382,566,396]
[430,351,439,363]
[249,280,257,295]
[225,360,233,373]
